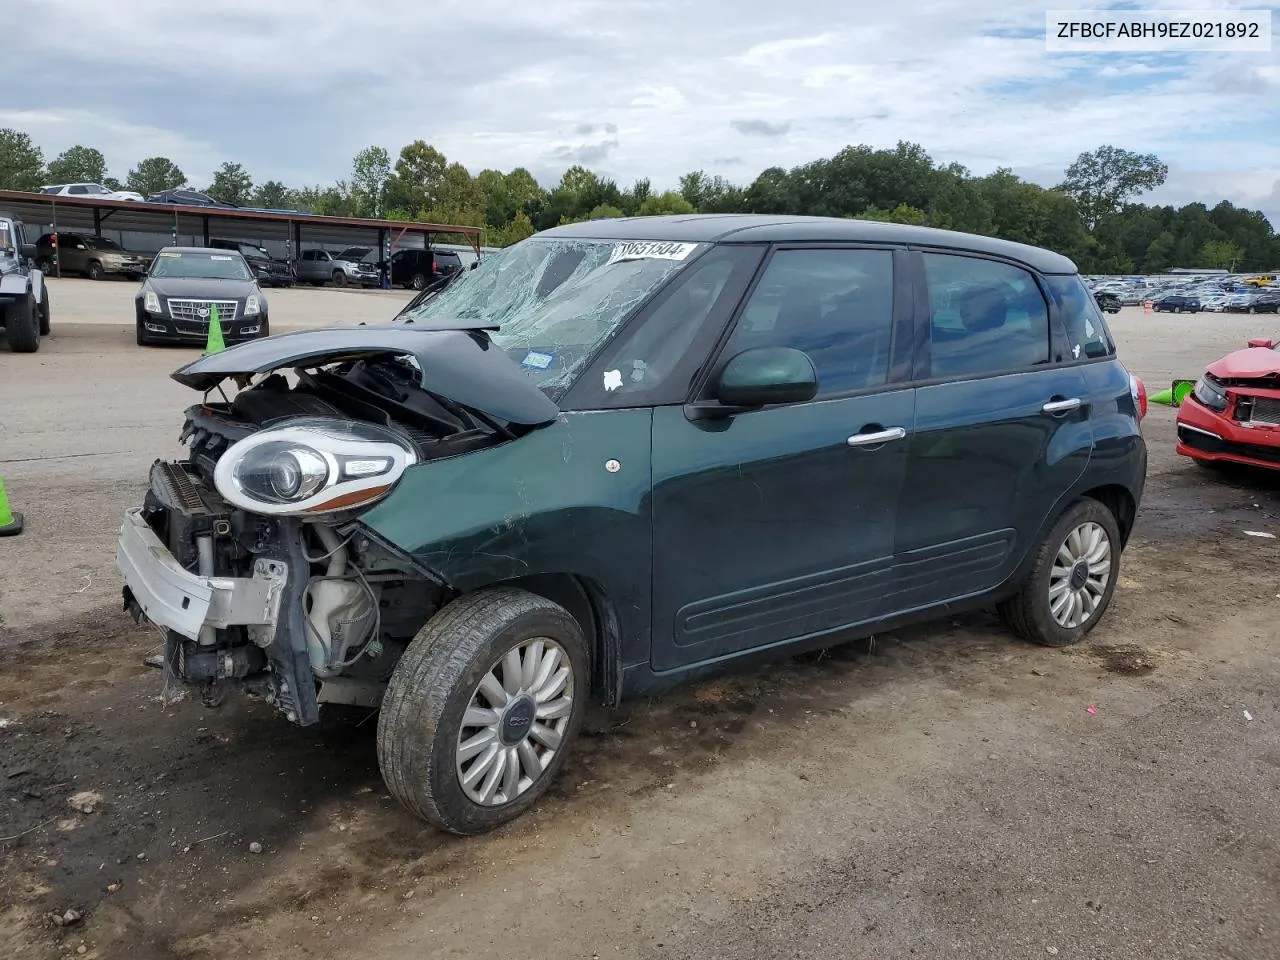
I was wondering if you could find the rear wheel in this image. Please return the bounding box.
[998,498,1121,647]
[411,272,427,291]
[4,292,40,352]
[38,287,51,336]
[378,587,589,835]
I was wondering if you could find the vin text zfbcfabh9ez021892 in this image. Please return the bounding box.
[116,214,1148,835]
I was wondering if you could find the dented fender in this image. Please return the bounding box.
[0,271,36,299]
[359,409,655,664]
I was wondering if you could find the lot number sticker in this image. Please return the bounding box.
[606,241,697,265]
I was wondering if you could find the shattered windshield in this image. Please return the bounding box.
[399,236,706,396]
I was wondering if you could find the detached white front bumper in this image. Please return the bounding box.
[115,508,288,643]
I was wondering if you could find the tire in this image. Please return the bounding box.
[411,272,427,291]
[1248,306,1257,314]
[377,587,590,835]
[332,270,346,288]
[36,257,52,273]
[3,292,40,352]
[998,498,1122,647]
[135,313,150,346]
[38,286,51,336]
[88,260,105,281]
[1172,306,1180,313]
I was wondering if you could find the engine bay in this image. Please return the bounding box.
[129,355,474,724]
[181,356,505,487]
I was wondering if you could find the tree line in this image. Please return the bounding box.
[1,127,1276,273]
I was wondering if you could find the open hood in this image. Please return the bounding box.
[170,324,561,426]
[1207,346,1280,381]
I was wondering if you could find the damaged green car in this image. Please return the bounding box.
[116,215,1147,834]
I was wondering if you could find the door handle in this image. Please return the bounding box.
[847,426,907,447]
[1041,397,1082,414]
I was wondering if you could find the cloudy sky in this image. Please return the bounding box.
[6,0,1279,223]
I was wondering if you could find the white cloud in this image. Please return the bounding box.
[4,0,1277,225]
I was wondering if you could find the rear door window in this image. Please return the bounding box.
[923,253,1050,379]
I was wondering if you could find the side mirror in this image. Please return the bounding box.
[75,244,87,250]
[1248,338,1274,349]
[715,347,818,408]
[20,242,36,259]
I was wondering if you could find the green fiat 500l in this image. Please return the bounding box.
[116,214,1148,834]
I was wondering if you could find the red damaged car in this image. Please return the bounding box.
[1176,336,1280,470]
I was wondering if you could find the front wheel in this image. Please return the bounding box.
[998,498,1122,647]
[88,260,105,281]
[3,292,40,352]
[332,270,347,287]
[377,587,589,835]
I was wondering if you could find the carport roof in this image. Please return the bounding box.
[0,189,481,246]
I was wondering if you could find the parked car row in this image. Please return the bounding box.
[1150,291,1280,314]
[31,228,460,292]
[1086,272,1280,316]
[39,183,300,216]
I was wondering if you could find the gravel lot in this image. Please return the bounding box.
[1,279,1279,960]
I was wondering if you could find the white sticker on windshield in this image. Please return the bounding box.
[522,350,554,370]
[210,255,234,260]
[606,241,696,265]
[1085,319,1095,337]
[603,369,623,391]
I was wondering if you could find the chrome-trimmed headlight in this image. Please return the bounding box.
[213,417,417,516]
[143,289,161,313]
[245,294,261,316]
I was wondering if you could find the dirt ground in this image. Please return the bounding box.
[2,283,1279,960]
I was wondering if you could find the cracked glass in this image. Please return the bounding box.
[399,236,706,398]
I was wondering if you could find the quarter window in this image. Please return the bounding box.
[1045,274,1116,360]
[923,253,1050,378]
[721,248,895,397]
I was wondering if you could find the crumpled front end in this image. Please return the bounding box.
[118,459,329,722]
[115,331,551,723]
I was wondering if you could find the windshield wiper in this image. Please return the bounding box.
[396,268,467,321]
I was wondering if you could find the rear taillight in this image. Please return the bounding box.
[1130,374,1147,420]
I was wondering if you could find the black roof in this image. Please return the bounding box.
[541,214,1079,274]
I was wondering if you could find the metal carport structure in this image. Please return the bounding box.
[0,189,482,287]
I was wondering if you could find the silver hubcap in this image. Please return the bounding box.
[1049,521,1112,629]
[455,638,574,807]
